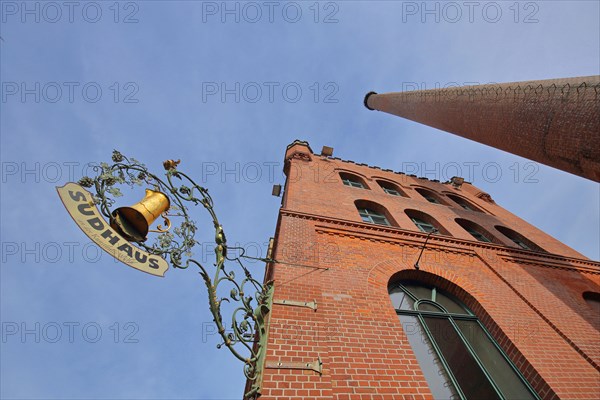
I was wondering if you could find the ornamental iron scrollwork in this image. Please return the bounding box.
[77,151,272,399]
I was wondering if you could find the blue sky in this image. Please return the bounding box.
[1,1,599,399]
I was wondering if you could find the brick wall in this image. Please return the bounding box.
[253,141,600,399]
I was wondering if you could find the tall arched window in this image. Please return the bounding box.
[389,280,539,400]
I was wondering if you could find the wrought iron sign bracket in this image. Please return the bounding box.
[57,151,278,400]
[273,298,318,311]
[266,356,323,375]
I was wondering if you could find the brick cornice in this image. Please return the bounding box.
[279,209,600,274]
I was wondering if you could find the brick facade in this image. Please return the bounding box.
[251,140,600,399]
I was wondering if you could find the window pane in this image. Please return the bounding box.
[455,320,536,399]
[423,316,500,400]
[399,314,460,400]
[372,216,389,225]
[411,218,436,233]
[434,292,469,315]
[402,284,432,301]
[389,289,415,310]
[343,178,364,188]
[422,225,436,233]
[359,208,389,226]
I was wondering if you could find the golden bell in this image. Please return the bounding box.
[110,189,171,242]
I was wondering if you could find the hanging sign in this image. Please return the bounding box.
[56,182,169,277]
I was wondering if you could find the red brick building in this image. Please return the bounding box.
[253,140,600,399]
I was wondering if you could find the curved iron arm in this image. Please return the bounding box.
[78,151,273,398]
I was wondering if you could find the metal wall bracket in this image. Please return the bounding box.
[265,356,323,375]
[273,298,317,311]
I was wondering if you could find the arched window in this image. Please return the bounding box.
[495,225,546,252]
[455,219,498,243]
[415,188,447,205]
[376,180,407,197]
[447,194,483,213]
[355,200,395,226]
[405,209,451,236]
[389,281,539,400]
[340,172,368,189]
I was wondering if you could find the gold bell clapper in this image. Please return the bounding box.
[110,189,171,242]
